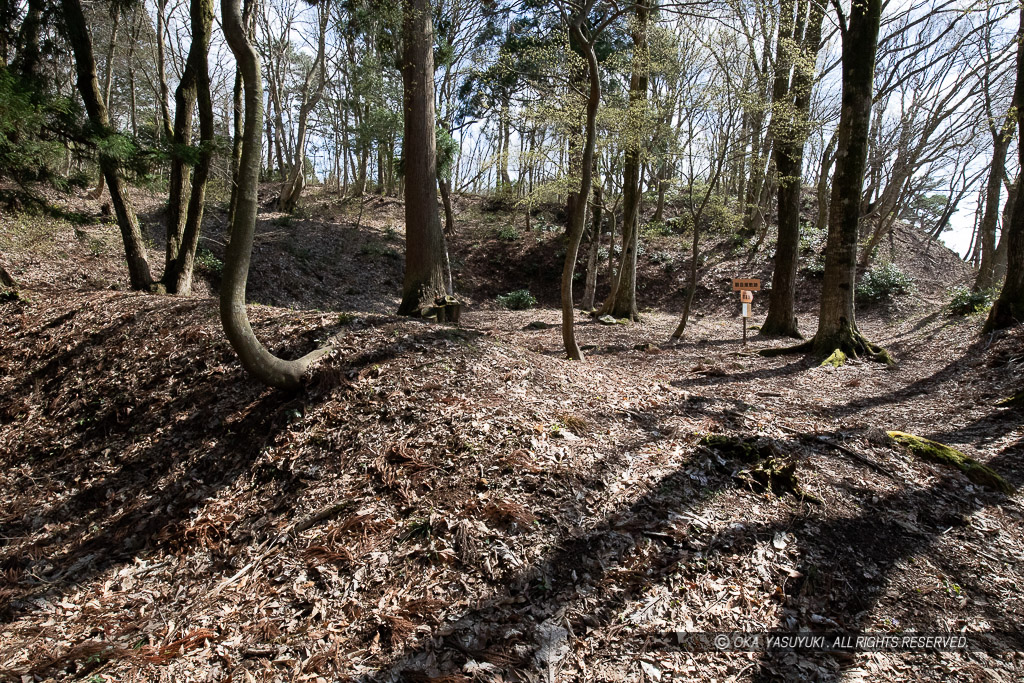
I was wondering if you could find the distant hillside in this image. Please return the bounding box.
[0,186,975,323]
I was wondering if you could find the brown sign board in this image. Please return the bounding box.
[740,290,754,303]
[733,278,761,291]
[742,302,752,318]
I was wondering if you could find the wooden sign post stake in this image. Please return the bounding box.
[733,279,760,346]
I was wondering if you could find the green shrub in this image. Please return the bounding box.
[799,225,826,253]
[856,262,915,303]
[496,225,520,241]
[360,241,400,259]
[947,286,994,315]
[497,289,537,310]
[801,254,825,278]
[196,247,223,273]
[650,249,674,265]
[642,221,674,237]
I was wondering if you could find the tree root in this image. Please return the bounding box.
[759,323,894,366]
[758,339,813,358]
[700,434,821,504]
[888,431,1014,494]
[0,263,24,302]
[996,390,1024,408]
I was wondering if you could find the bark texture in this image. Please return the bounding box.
[762,0,823,338]
[397,0,453,316]
[810,0,888,361]
[599,0,649,321]
[562,4,601,361]
[164,0,215,295]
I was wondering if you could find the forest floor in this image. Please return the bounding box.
[1,186,1022,682]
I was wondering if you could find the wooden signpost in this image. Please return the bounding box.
[732,278,760,344]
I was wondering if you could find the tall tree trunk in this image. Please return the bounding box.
[397,0,453,316]
[761,0,801,337]
[985,8,1024,333]
[805,0,889,361]
[582,182,603,312]
[598,0,649,322]
[562,5,601,361]
[127,28,138,138]
[61,0,153,290]
[993,175,1018,284]
[219,0,330,389]
[155,0,173,140]
[975,116,1016,290]
[166,6,201,272]
[229,66,245,223]
[439,175,455,235]
[229,0,253,223]
[164,0,214,295]
[88,6,120,201]
[653,162,668,222]
[14,0,44,81]
[814,131,837,231]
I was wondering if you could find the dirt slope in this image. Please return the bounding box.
[0,190,1021,682]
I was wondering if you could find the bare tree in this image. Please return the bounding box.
[279,0,330,212]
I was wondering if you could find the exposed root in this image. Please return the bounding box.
[820,349,847,367]
[759,320,894,366]
[758,339,813,358]
[700,434,822,504]
[996,390,1024,408]
[887,431,1014,494]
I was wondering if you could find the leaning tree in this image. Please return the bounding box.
[60,0,153,291]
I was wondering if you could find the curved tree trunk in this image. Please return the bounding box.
[397,0,453,316]
[61,0,153,291]
[219,0,330,389]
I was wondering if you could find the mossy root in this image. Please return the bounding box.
[820,349,847,367]
[887,431,1014,494]
[996,390,1024,408]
